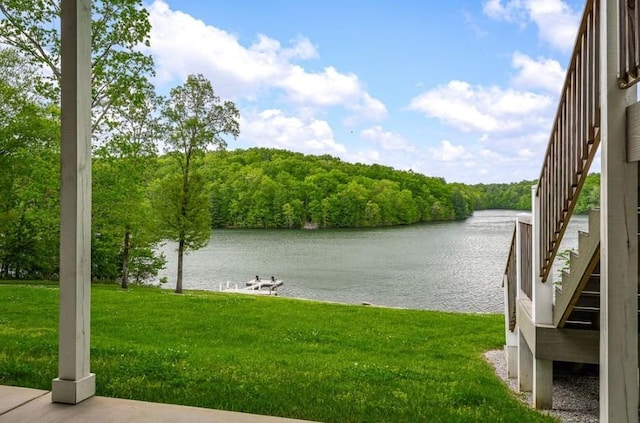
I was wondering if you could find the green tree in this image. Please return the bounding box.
[156,74,239,293]
[0,0,154,131]
[93,82,164,287]
[574,173,600,214]
[0,49,60,279]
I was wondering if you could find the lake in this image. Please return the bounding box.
[157,210,588,313]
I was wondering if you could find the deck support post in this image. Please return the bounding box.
[600,0,639,421]
[531,185,553,409]
[51,0,95,405]
[505,215,527,379]
[504,273,518,378]
[518,330,533,392]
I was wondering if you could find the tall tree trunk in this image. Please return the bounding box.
[121,227,130,289]
[175,149,190,295]
[176,238,184,293]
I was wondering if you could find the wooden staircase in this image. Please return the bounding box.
[553,208,640,331]
[553,209,600,328]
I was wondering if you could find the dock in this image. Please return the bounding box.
[221,278,284,296]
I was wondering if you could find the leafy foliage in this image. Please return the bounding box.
[0,0,154,131]
[473,180,535,211]
[573,173,600,214]
[92,81,165,287]
[473,174,601,214]
[197,148,477,229]
[0,49,60,279]
[153,74,240,292]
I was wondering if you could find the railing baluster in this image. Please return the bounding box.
[635,0,640,78]
[574,59,580,187]
[621,0,629,83]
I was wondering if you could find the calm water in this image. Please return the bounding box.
[157,210,588,313]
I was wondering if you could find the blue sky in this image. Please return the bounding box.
[144,0,584,183]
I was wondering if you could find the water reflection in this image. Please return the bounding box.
[157,210,588,313]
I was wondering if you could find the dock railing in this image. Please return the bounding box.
[536,0,601,282]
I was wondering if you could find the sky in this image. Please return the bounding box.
[143,0,585,184]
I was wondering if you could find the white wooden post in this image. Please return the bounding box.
[600,0,639,421]
[515,214,534,391]
[51,0,95,404]
[518,330,533,392]
[503,272,518,378]
[506,216,526,378]
[531,185,553,409]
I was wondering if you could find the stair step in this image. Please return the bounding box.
[584,274,600,292]
[575,294,599,308]
[564,321,597,330]
[568,309,599,322]
[572,306,599,312]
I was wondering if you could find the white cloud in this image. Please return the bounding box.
[480,148,511,163]
[240,109,346,155]
[408,80,553,133]
[344,150,383,164]
[518,148,536,157]
[348,93,388,121]
[361,126,414,151]
[483,0,580,52]
[526,0,580,51]
[429,140,474,162]
[146,0,386,119]
[511,51,565,93]
[279,66,360,106]
[282,36,318,60]
[483,0,527,22]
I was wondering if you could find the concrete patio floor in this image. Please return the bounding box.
[0,385,316,423]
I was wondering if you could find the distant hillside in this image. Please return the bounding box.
[164,148,480,229]
[472,173,600,213]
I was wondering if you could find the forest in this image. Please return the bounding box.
[472,173,601,214]
[200,148,477,229]
[0,1,601,285]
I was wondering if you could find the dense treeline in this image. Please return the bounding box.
[473,173,600,214]
[196,148,477,229]
[473,179,535,210]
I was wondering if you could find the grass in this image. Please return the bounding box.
[0,282,557,422]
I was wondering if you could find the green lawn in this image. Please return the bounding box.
[0,283,556,422]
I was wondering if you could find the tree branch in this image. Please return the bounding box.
[0,4,61,81]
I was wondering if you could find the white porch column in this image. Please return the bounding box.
[600,0,639,421]
[51,0,95,404]
[531,185,553,409]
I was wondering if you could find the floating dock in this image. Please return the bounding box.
[221,279,283,296]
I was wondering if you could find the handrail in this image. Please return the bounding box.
[504,226,517,332]
[536,0,601,282]
[619,0,640,88]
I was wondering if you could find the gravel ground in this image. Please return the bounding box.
[484,350,599,422]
